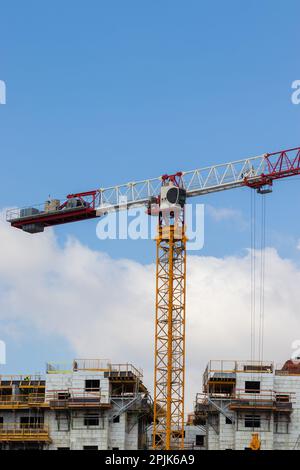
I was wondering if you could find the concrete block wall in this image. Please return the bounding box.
[47,405,141,449]
[46,370,109,404]
[205,365,300,450]
[235,372,274,394]
[125,414,139,450]
[108,412,127,449]
[70,427,109,450]
[234,372,274,449]
[45,369,144,449]
[0,410,18,425]
[207,426,219,450]
[147,424,206,450]
[47,409,111,450]
[184,424,206,449]
[234,414,274,450]
[218,414,235,449]
[70,371,109,404]
[0,409,45,425]
[0,363,149,450]
[45,373,72,397]
[274,374,300,449]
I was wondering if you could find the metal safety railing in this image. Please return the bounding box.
[46,362,73,374]
[197,388,295,400]
[203,360,274,385]
[73,358,111,371]
[46,359,143,378]
[109,363,143,379]
[230,389,294,410]
[0,389,112,409]
[0,374,44,385]
[0,423,51,441]
[0,393,46,408]
[46,388,110,408]
[195,389,294,412]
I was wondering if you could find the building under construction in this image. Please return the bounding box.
[1,357,300,450]
[0,359,152,450]
[193,359,300,450]
[5,145,300,450]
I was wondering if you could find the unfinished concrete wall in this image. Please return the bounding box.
[202,362,300,450]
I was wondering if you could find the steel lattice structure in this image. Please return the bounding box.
[7,147,300,225]
[153,213,186,450]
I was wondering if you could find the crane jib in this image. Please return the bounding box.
[6,146,300,234]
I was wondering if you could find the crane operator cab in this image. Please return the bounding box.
[148,179,186,241]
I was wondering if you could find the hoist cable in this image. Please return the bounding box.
[258,195,266,364]
[250,190,257,367]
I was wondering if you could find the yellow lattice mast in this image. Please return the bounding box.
[151,173,187,450]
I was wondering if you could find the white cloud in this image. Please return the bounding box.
[206,204,242,222]
[0,215,300,412]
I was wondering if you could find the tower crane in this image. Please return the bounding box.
[6,146,300,450]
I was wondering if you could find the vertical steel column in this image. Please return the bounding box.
[153,212,186,450]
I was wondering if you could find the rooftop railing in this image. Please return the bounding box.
[46,359,143,378]
[46,362,73,374]
[203,360,274,384]
[108,363,143,379]
[73,359,111,371]
[0,374,44,384]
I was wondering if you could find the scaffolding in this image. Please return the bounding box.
[195,360,295,443]
[0,424,51,442]
[46,389,111,409]
[0,360,153,450]
[0,375,46,410]
[0,374,45,387]
[0,394,48,410]
[203,360,274,387]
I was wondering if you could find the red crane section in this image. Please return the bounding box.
[244,147,300,189]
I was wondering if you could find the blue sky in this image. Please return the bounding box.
[0,1,300,388]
